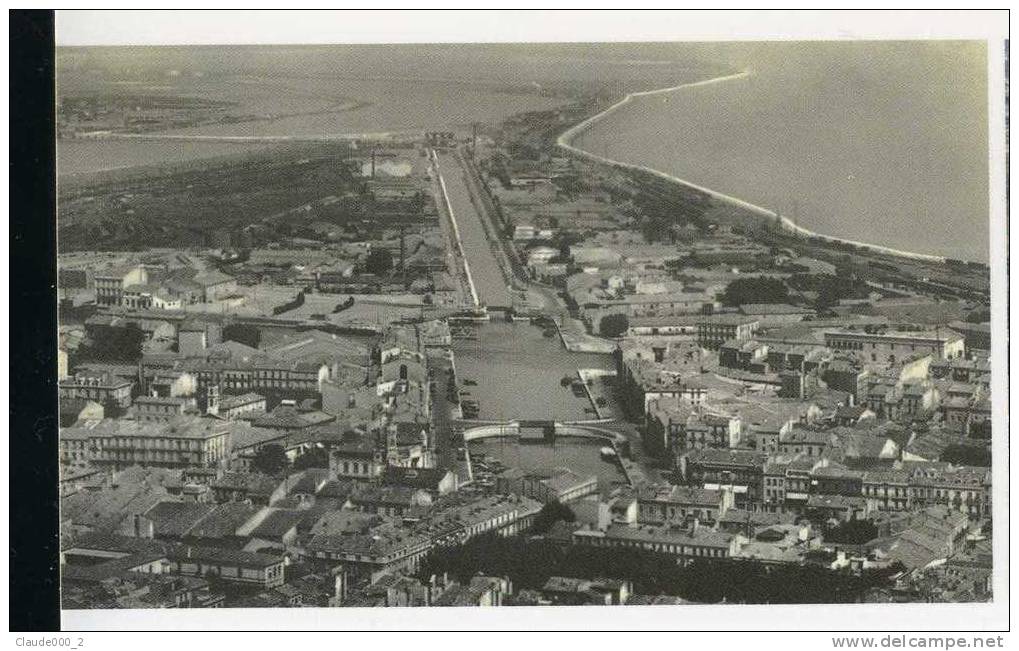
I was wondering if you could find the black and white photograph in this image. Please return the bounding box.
[8,8,1011,637]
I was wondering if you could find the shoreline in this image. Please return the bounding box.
[66,130,408,144]
[56,131,414,180]
[556,71,954,266]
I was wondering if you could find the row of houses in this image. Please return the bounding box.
[678,447,990,518]
[94,264,238,309]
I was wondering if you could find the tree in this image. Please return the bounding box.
[788,273,872,314]
[414,532,899,603]
[272,290,305,316]
[640,215,673,244]
[720,277,789,307]
[965,307,991,323]
[332,296,355,313]
[292,446,329,470]
[834,255,857,281]
[824,519,878,545]
[941,444,991,467]
[814,282,841,312]
[508,142,540,161]
[599,313,630,338]
[250,444,289,476]
[530,501,575,535]
[555,240,572,262]
[365,249,394,275]
[222,323,261,349]
[87,322,146,362]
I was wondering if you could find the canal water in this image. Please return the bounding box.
[451,293,628,496]
[452,321,615,422]
[469,436,628,496]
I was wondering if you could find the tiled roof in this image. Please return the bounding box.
[144,501,218,538]
[248,509,307,540]
[185,503,259,539]
[167,544,283,568]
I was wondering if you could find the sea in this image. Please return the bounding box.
[58,41,989,261]
[574,41,990,263]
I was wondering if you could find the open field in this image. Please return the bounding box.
[57,142,359,251]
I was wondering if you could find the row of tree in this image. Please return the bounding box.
[272,290,306,316]
[415,531,901,604]
[718,272,873,310]
[248,443,329,476]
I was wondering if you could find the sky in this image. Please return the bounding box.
[56,10,1005,47]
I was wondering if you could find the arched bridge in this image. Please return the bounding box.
[460,419,628,448]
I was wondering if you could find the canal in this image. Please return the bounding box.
[469,436,629,496]
[452,321,616,422]
[436,151,515,309]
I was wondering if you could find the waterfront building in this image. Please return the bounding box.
[644,404,742,457]
[617,357,685,417]
[495,467,598,504]
[637,484,734,526]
